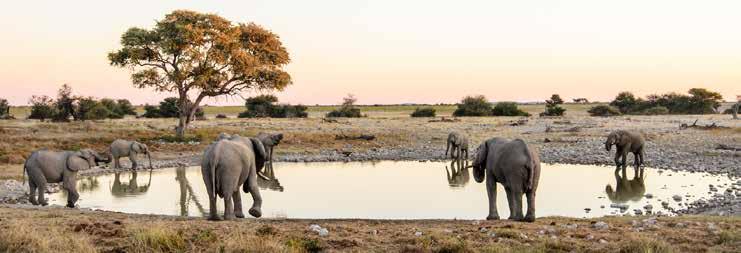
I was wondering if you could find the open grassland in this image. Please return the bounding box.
[0,206,739,252]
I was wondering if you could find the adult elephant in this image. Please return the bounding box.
[109,139,152,170]
[605,130,645,168]
[471,138,541,222]
[445,132,469,160]
[256,132,283,165]
[23,149,107,207]
[202,135,266,220]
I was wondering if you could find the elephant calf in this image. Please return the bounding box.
[24,149,106,207]
[605,130,645,168]
[202,135,267,220]
[472,138,541,222]
[256,132,283,165]
[109,139,152,170]
[446,132,469,160]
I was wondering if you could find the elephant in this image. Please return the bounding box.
[256,132,283,165]
[445,159,470,188]
[471,138,541,222]
[109,139,153,170]
[605,167,646,203]
[445,132,469,160]
[201,134,267,220]
[23,149,107,207]
[605,130,645,169]
[110,171,152,198]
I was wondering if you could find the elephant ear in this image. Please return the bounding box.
[250,138,267,173]
[66,152,91,172]
[472,142,488,183]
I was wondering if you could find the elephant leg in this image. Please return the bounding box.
[37,181,48,206]
[613,150,622,166]
[638,149,645,168]
[202,171,220,221]
[485,173,499,220]
[28,180,38,205]
[524,190,536,222]
[620,150,628,169]
[246,175,263,218]
[233,190,245,218]
[512,190,524,221]
[505,187,517,220]
[63,176,79,208]
[222,191,235,220]
[114,157,121,169]
[130,154,138,170]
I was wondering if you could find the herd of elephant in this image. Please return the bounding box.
[23,128,645,222]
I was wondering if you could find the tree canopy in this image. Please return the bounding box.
[109,10,292,136]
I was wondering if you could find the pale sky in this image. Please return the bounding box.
[0,0,739,106]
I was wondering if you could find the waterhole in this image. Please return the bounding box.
[49,161,734,219]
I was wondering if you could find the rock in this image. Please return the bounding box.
[599,239,608,244]
[592,221,609,230]
[634,209,643,215]
[673,195,683,202]
[645,193,654,199]
[308,224,329,236]
[584,208,591,212]
[414,231,423,237]
[644,204,653,211]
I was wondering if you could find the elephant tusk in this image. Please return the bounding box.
[257,172,270,181]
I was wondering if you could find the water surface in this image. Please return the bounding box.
[51,161,734,219]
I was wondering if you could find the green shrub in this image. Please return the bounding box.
[541,94,566,116]
[453,95,492,116]
[0,98,12,119]
[491,102,530,116]
[327,94,363,118]
[638,106,669,115]
[588,105,621,116]
[610,88,723,115]
[238,95,308,118]
[411,107,436,117]
[142,105,161,118]
[86,103,113,120]
[28,95,57,121]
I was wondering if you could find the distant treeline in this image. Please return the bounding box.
[26,84,136,122]
[590,88,725,116]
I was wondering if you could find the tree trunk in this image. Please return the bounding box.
[176,114,187,138]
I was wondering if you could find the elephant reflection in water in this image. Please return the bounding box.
[445,159,470,188]
[77,177,100,192]
[605,167,646,203]
[110,171,152,197]
[175,166,206,217]
[257,163,284,192]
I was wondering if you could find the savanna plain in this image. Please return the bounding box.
[0,104,739,252]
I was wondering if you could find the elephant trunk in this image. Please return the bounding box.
[445,141,450,157]
[147,153,153,170]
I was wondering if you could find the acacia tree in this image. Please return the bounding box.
[109,10,291,137]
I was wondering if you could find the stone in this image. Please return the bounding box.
[592,221,609,230]
[414,231,423,236]
[645,193,654,199]
[672,195,683,202]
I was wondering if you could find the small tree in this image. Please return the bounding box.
[142,105,162,118]
[587,105,621,117]
[453,95,492,116]
[241,95,279,118]
[52,84,76,122]
[541,94,566,116]
[0,99,11,119]
[109,10,291,137]
[410,107,436,117]
[116,99,137,116]
[28,95,56,121]
[491,102,530,116]
[610,92,639,114]
[327,94,362,118]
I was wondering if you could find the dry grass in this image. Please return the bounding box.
[1,206,740,252]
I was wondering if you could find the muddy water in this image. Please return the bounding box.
[50,161,734,219]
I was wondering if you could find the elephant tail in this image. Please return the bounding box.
[519,140,537,191]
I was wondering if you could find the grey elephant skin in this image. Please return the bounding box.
[605,130,645,168]
[472,138,541,222]
[445,132,469,159]
[109,139,152,170]
[23,149,106,207]
[202,135,267,220]
[256,132,283,165]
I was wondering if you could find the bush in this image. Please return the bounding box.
[453,95,492,116]
[86,103,114,120]
[215,114,228,119]
[491,102,530,116]
[142,105,162,118]
[541,94,566,116]
[610,88,723,115]
[0,98,12,119]
[410,107,436,117]
[587,105,621,116]
[142,97,204,120]
[28,95,57,121]
[327,94,363,118]
[238,95,308,118]
[638,106,669,115]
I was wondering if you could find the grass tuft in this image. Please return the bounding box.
[129,227,186,253]
[0,222,97,253]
